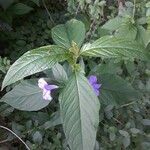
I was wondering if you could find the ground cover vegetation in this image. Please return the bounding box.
[0,0,150,150]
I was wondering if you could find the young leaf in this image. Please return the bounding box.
[80,36,148,60]
[51,19,86,49]
[1,81,49,111]
[2,45,68,89]
[59,72,100,150]
[99,74,139,106]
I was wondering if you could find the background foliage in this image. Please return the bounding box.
[0,0,150,149]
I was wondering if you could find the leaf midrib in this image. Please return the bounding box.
[74,73,84,150]
[82,45,142,53]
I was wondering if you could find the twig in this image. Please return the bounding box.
[130,75,136,85]
[75,4,80,16]
[132,0,136,19]
[0,139,9,144]
[86,19,96,41]
[42,0,54,25]
[120,101,135,108]
[0,125,30,150]
[113,117,123,125]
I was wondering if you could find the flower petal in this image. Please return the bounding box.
[38,78,48,89]
[43,89,52,101]
[88,75,101,96]
[88,75,97,84]
[94,89,100,96]
[44,84,59,90]
[93,83,102,89]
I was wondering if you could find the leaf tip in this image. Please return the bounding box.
[1,82,5,91]
[1,78,8,91]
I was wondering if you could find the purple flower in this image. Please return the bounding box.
[38,78,58,101]
[88,75,101,96]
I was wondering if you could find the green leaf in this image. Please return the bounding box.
[102,17,123,31]
[97,27,110,37]
[42,111,62,129]
[119,130,129,137]
[9,3,33,15]
[123,137,131,148]
[136,25,150,47]
[115,22,137,40]
[91,60,122,75]
[130,128,141,134]
[104,105,114,119]
[59,72,100,150]
[0,103,14,117]
[102,17,137,40]
[51,19,86,49]
[80,36,148,60]
[79,57,85,73]
[146,2,150,8]
[1,81,49,111]
[63,62,72,77]
[52,63,68,83]
[99,74,139,106]
[2,45,68,89]
[33,131,43,144]
[119,130,130,148]
[76,14,91,31]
